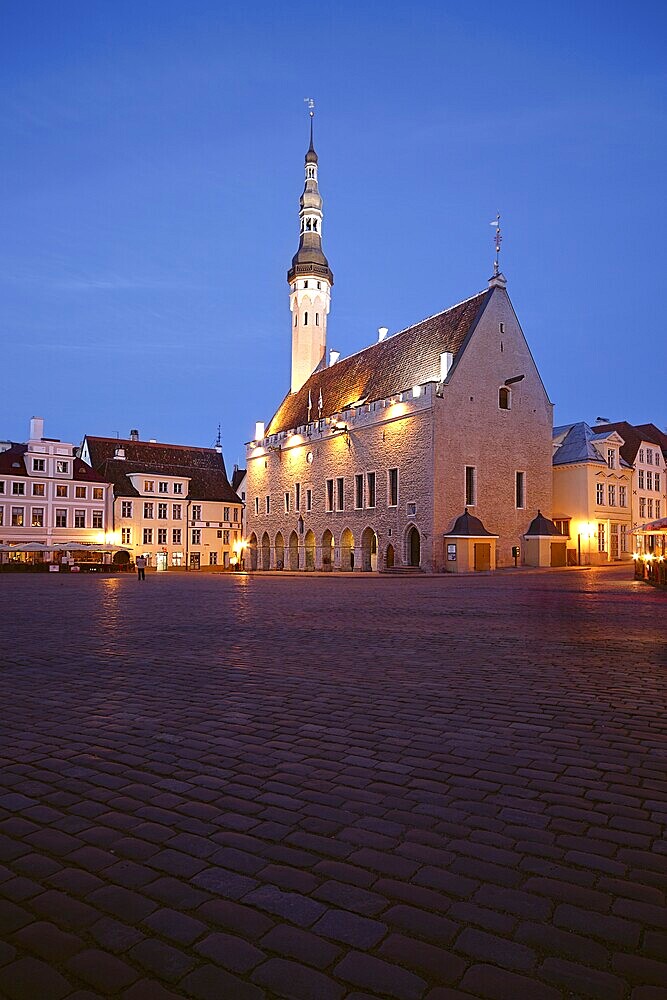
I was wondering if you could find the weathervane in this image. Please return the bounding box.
[490,213,502,276]
[304,97,315,118]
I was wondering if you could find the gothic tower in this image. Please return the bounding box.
[288,112,334,394]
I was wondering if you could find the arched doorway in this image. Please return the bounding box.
[361,527,378,572]
[275,532,284,570]
[304,530,315,570]
[322,529,334,571]
[261,532,270,571]
[288,531,299,571]
[407,526,420,567]
[386,543,395,568]
[340,528,354,571]
[247,533,258,571]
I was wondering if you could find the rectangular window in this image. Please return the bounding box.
[172,503,181,520]
[56,460,69,474]
[366,471,376,508]
[355,474,364,509]
[55,508,67,528]
[619,486,627,507]
[620,525,627,552]
[92,510,103,529]
[121,501,133,518]
[326,479,334,512]
[554,518,571,538]
[223,506,230,521]
[648,498,654,518]
[32,458,45,472]
[596,482,604,504]
[144,502,154,519]
[638,470,645,489]
[75,486,87,499]
[306,488,312,512]
[465,466,476,507]
[607,449,616,469]
[31,507,44,528]
[233,508,239,522]
[157,528,167,544]
[56,484,68,498]
[74,510,86,528]
[32,483,45,496]
[284,491,291,513]
[657,500,662,518]
[121,527,132,544]
[0,508,3,526]
[143,528,153,544]
[597,522,606,552]
[336,477,344,511]
[12,506,25,526]
[223,529,230,544]
[173,483,183,494]
[158,503,168,519]
[12,482,25,495]
[646,449,653,465]
[647,472,653,490]
[254,497,259,515]
[209,552,217,566]
[93,487,103,500]
[515,471,526,509]
[639,448,645,463]
[172,528,181,544]
[639,497,646,518]
[608,484,616,507]
[144,480,154,492]
[192,504,202,520]
[192,528,201,545]
[295,483,301,511]
[0,482,4,493]
[159,481,169,493]
[217,529,222,538]
[388,468,398,507]
[265,496,270,515]
[655,474,661,492]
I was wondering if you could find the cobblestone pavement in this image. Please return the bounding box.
[0,567,665,1000]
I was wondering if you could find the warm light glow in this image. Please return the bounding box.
[412,385,422,398]
[387,402,408,419]
[287,434,303,446]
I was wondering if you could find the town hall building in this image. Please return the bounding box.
[245,118,555,572]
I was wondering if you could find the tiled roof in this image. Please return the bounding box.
[0,443,108,483]
[84,437,241,503]
[446,509,498,537]
[525,510,565,536]
[553,423,611,466]
[266,289,490,436]
[634,423,667,460]
[587,422,646,465]
[231,468,246,492]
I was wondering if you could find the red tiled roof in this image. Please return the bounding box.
[84,436,241,503]
[266,289,490,436]
[592,422,667,466]
[0,444,109,483]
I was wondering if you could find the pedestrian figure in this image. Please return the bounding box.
[136,555,146,581]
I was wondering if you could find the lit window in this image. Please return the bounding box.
[56,460,69,474]
[93,488,103,500]
[144,480,154,492]
[12,507,24,526]
[75,486,87,499]
[598,523,606,552]
[56,484,67,498]
[121,528,132,544]
[32,508,44,528]
[32,483,45,496]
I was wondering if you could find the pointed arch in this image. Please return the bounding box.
[261,532,270,571]
[322,529,334,571]
[361,527,378,572]
[386,543,395,568]
[304,529,316,571]
[247,532,258,571]
[275,532,285,570]
[288,531,299,571]
[405,525,421,567]
[340,528,354,571]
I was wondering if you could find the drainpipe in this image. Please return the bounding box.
[185,499,191,570]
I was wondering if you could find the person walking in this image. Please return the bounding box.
[136,555,146,581]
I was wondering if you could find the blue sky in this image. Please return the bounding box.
[1,0,665,468]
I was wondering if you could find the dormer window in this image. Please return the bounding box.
[607,449,616,469]
[498,386,511,410]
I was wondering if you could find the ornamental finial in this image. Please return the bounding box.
[490,213,502,276]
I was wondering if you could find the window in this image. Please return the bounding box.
[655,450,661,466]
[597,522,606,552]
[304,312,308,325]
[336,477,344,511]
[407,502,416,516]
[647,472,653,490]
[144,480,154,492]
[121,501,133,518]
[294,313,298,327]
[620,525,628,552]
[515,471,526,509]
[388,468,399,507]
[172,503,182,520]
[596,482,604,504]
[639,497,646,518]
[284,491,291,513]
[295,484,301,511]
[12,482,25,495]
[192,504,202,520]
[619,486,627,507]
[254,497,259,515]
[32,483,45,497]
[55,509,67,528]
[217,529,222,538]
[74,510,86,528]
[143,528,153,544]
[223,529,230,544]
[192,529,201,545]
[223,506,230,521]
[157,528,167,545]
[31,508,44,528]
[265,495,271,515]
[657,501,662,518]
[326,479,334,512]
[56,460,69,474]
[144,502,154,519]
[639,448,645,463]
[173,483,183,494]
[554,518,571,538]
[155,503,166,519]
[498,386,511,410]
[655,474,661,492]
[172,528,181,544]
[366,472,376,508]
[0,482,4,493]
[121,527,132,544]
[638,470,645,489]
[172,552,183,566]
[465,466,476,507]
[159,481,169,493]
[0,508,4,526]
[355,474,364,509]
[233,507,239,522]
[607,449,616,469]
[75,486,87,499]
[93,488,103,500]
[56,484,67,498]
[32,458,45,471]
[12,506,25,526]
[306,488,312,512]
[608,484,616,507]
[315,313,319,326]
[92,510,103,529]
[648,498,654,518]
[646,449,653,465]
[209,552,217,566]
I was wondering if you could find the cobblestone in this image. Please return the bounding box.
[0,566,665,998]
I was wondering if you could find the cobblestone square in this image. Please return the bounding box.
[0,567,665,999]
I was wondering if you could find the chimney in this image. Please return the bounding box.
[129,429,139,441]
[440,352,454,381]
[329,349,340,366]
[254,421,265,441]
[378,327,388,342]
[29,416,44,441]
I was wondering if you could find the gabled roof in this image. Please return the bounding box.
[266,289,490,436]
[553,422,631,468]
[84,436,240,503]
[231,467,246,492]
[0,443,108,483]
[634,423,667,460]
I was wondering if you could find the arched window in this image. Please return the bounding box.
[304,312,308,325]
[294,313,298,327]
[499,386,511,410]
[313,219,318,232]
[306,218,312,231]
[315,313,319,326]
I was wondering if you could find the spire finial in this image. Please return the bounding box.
[304,97,315,149]
[490,213,502,276]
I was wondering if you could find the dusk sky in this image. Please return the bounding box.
[1,1,665,469]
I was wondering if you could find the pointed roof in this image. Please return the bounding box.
[305,115,318,164]
[266,288,490,435]
[590,421,667,465]
[525,510,565,536]
[446,508,498,537]
[553,422,631,467]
